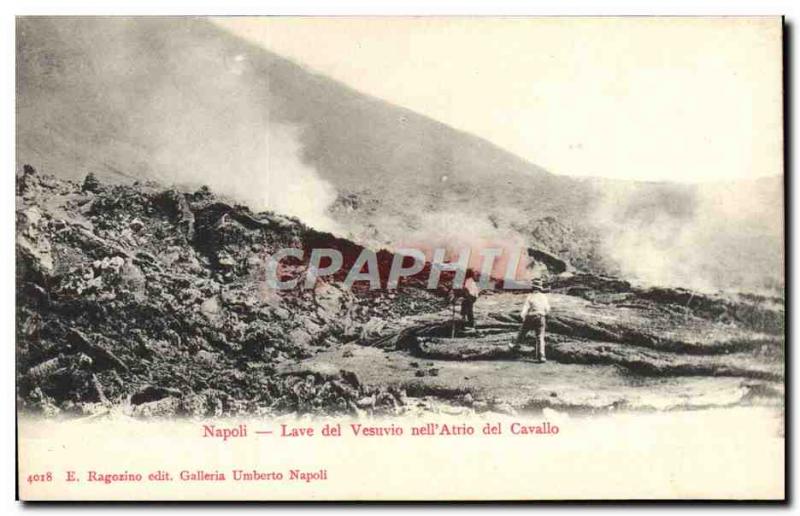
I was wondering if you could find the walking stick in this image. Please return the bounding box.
[451,295,457,338]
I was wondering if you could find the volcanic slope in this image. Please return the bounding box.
[17,169,784,418]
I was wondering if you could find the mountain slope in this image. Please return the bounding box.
[16,170,784,417]
[16,17,784,292]
[16,17,594,242]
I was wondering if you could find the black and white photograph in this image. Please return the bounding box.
[13,14,786,501]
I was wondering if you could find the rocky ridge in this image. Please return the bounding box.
[16,167,442,418]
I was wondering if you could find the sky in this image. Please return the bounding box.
[214,17,782,183]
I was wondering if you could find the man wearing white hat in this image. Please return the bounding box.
[511,278,551,363]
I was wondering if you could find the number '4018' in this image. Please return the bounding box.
[27,472,52,484]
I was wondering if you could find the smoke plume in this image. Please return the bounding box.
[118,40,343,233]
[590,177,783,294]
[397,211,534,283]
[17,18,342,233]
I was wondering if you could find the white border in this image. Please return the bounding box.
[2,1,796,513]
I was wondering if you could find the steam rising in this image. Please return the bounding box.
[133,49,342,233]
[591,178,783,294]
[399,211,533,281]
[397,179,783,294]
[151,118,341,233]
[17,18,341,234]
[17,18,783,295]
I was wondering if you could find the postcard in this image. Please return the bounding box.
[15,16,785,501]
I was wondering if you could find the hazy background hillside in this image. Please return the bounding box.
[16,17,783,293]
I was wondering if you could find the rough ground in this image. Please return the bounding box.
[301,286,784,415]
[16,168,784,419]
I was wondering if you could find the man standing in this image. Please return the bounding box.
[460,270,481,329]
[511,278,551,363]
